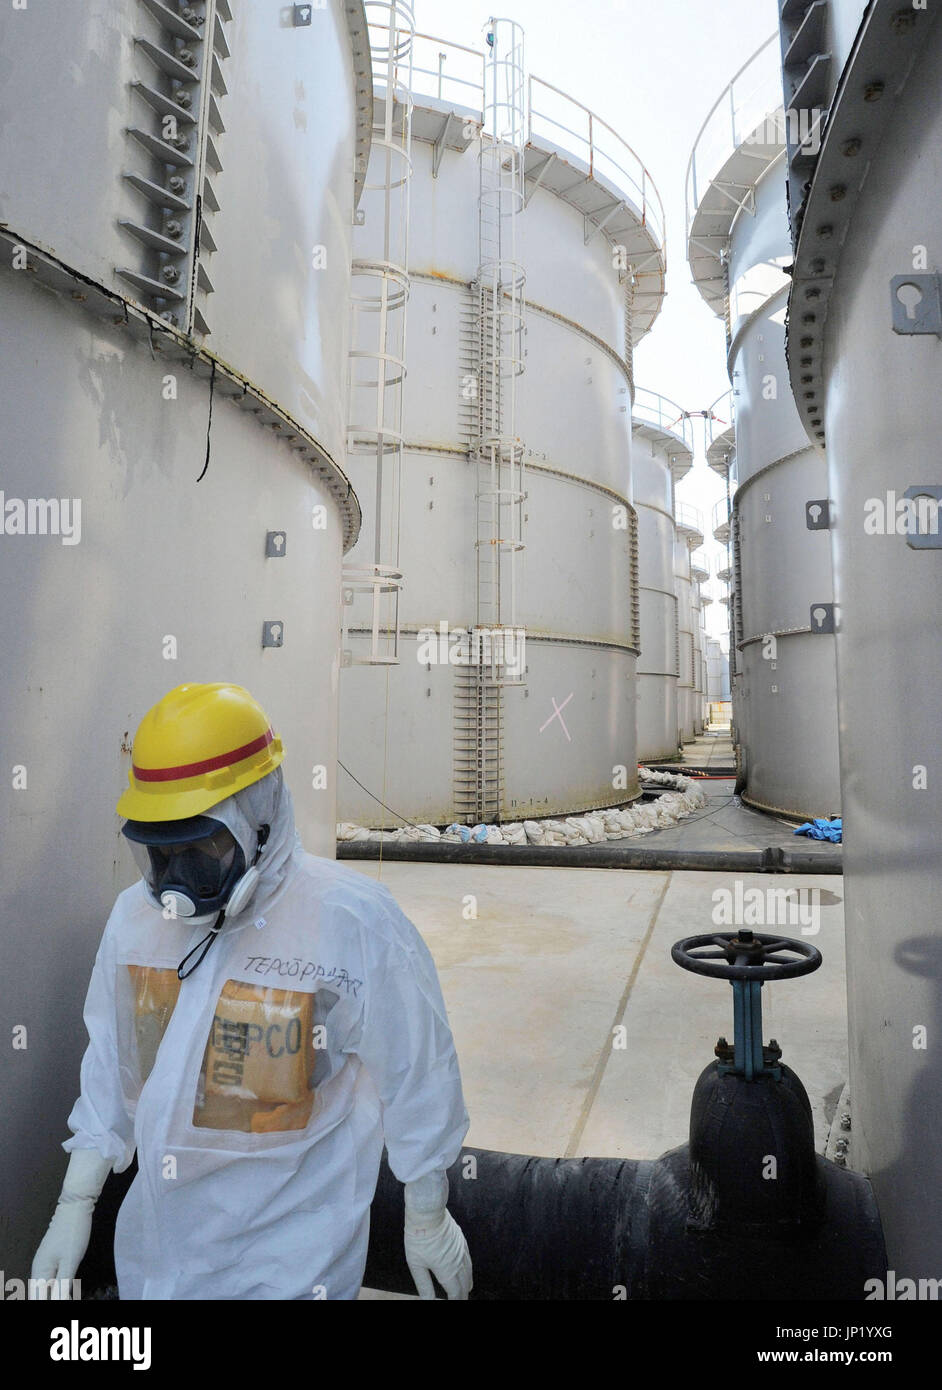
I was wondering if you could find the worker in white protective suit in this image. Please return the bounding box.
[31,682,472,1300]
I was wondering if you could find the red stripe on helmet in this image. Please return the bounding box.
[133,729,274,783]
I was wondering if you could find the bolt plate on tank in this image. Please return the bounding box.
[805,499,830,529]
[890,274,942,336]
[809,603,834,634]
[262,621,285,648]
[902,485,942,550]
[266,531,287,558]
[785,0,939,447]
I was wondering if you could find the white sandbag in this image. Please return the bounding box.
[502,822,527,845]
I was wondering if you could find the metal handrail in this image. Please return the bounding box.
[527,75,665,250]
[707,389,735,445]
[676,500,704,534]
[712,495,733,531]
[397,33,664,254]
[633,387,695,453]
[685,34,782,240]
[408,32,485,108]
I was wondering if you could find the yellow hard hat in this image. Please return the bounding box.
[117,683,284,822]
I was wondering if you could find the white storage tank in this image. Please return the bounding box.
[631,390,694,761]
[339,22,667,825]
[690,548,711,734]
[707,395,741,754]
[705,637,730,705]
[0,0,367,1274]
[780,0,942,1276]
[687,36,841,817]
[674,502,704,745]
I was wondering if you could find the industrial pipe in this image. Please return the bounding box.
[337,841,841,873]
[364,1141,884,1300]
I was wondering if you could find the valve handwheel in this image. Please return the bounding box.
[671,928,822,982]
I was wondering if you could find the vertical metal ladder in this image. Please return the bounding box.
[454,18,528,824]
[342,1,415,667]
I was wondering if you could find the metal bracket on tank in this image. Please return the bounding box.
[890,274,942,337]
[810,603,835,634]
[805,499,830,529]
[902,485,942,551]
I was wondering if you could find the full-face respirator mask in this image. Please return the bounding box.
[121,814,270,977]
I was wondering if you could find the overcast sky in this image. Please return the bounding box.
[420,0,781,637]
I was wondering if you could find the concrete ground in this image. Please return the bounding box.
[619,777,839,856]
[658,727,737,771]
[630,729,839,858]
[350,861,847,1159]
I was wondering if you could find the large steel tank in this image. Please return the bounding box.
[707,395,738,738]
[631,391,694,761]
[339,25,667,825]
[705,637,730,704]
[673,502,704,745]
[687,36,841,817]
[690,548,711,735]
[781,0,942,1277]
[0,0,367,1275]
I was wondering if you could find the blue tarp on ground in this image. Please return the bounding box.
[794,817,842,843]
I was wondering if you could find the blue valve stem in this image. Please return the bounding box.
[732,978,765,1079]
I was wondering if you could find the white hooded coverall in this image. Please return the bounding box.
[65,769,469,1299]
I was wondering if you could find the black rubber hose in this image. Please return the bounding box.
[338,841,841,873]
[364,1144,885,1301]
[364,1147,653,1301]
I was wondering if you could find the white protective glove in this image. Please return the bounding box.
[403,1168,472,1300]
[29,1148,114,1297]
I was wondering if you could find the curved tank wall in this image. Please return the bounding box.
[697,593,708,728]
[673,507,704,746]
[688,42,841,818]
[339,35,666,824]
[728,174,840,814]
[694,598,706,734]
[705,638,730,703]
[690,552,710,734]
[707,400,737,733]
[0,0,365,1275]
[784,0,942,1277]
[631,395,693,761]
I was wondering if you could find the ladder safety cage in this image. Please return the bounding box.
[343,0,416,667]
